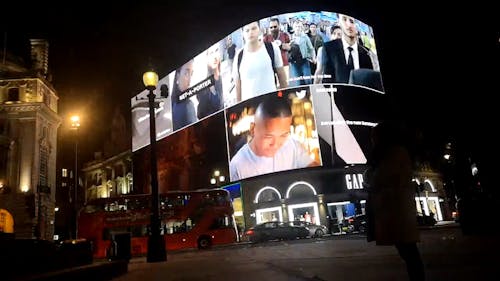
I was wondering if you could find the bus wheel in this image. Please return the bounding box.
[197,236,212,249]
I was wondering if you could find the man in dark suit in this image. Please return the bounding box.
[314,13,373,84]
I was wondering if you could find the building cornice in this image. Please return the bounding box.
[0,77,57,93]
[82,150,132,172]
[0,102,61,125]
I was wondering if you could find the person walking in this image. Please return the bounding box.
[364,121,425,281]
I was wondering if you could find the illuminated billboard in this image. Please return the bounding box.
[132,10,387,192]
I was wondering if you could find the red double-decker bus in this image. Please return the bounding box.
[77,189,239,259]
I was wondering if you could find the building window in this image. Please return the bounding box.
[62,168,68,177]
[7,88,19,102]
[126,173,133,194]
[39,145,48,186]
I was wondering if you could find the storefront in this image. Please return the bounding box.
[239,167,368,231]
[233,167,450,232]
[413,178,444,221]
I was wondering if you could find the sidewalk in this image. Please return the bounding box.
[419,220,459,230]
[113,226,498,281]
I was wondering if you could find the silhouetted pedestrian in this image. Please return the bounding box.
[364,120,425,281]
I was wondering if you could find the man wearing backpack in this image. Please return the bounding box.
[263,17,291,79]
[233,21,287,102]
[288,20,316,87]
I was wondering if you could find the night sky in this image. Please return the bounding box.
[1,1,497,172]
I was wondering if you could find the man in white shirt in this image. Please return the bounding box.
[234,21,288,102]
[229,95,319,181]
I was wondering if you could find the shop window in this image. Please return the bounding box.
[256,207,282,224]
[327,202,353,225]
[290,206,317,224]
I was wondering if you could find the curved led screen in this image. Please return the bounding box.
[132,11,387,192]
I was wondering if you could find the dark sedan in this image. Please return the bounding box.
[244,222,309,243]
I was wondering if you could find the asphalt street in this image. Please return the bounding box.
[112,225,500,281]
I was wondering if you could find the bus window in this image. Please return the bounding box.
[162,197,186,209]
[186,217,193,231]
[126,198,146,210]
[210,216,233,229]
[165,220,188,234]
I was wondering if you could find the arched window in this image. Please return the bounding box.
[254,186,281,203]
[286,181,317,199]
[424,179,436,192]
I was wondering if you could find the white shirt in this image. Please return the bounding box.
[233,43,283,102]
[229,137,314,181]
[341,38,360,69]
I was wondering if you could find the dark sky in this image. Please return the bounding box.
[1,0,497,167]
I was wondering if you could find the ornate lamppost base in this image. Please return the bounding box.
[147,234,167,262]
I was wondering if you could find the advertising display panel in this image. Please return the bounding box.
[226,88,321,182]
[132,10,386,191]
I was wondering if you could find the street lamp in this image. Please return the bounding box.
[210,170,225,186]
[70,115,80,239]
[143,70,167,262]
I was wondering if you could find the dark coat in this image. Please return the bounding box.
[365,146,419,245]
[322,39,373,83]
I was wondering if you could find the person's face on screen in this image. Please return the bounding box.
[293,21,303,35]
[331,27,342,40]
[310,24,317,35]
[269,20,279,36]
[243,22,260,44]
[207,44,220,70]
[250,116,292,157]
[177,61,194,92]
[339,14,357,40]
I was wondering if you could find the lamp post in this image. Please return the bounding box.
[143,70,167,262]
[210,170,226,187]
[70,115,80,239]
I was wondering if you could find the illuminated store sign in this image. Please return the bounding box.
[345,173,364,190]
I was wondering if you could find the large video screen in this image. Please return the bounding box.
[132,10,387,192]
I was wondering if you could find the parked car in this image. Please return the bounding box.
[244,222,309,243]
[290,221,329,237]
[345,214,368,233]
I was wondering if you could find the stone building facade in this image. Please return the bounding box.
[0,39,61,240]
